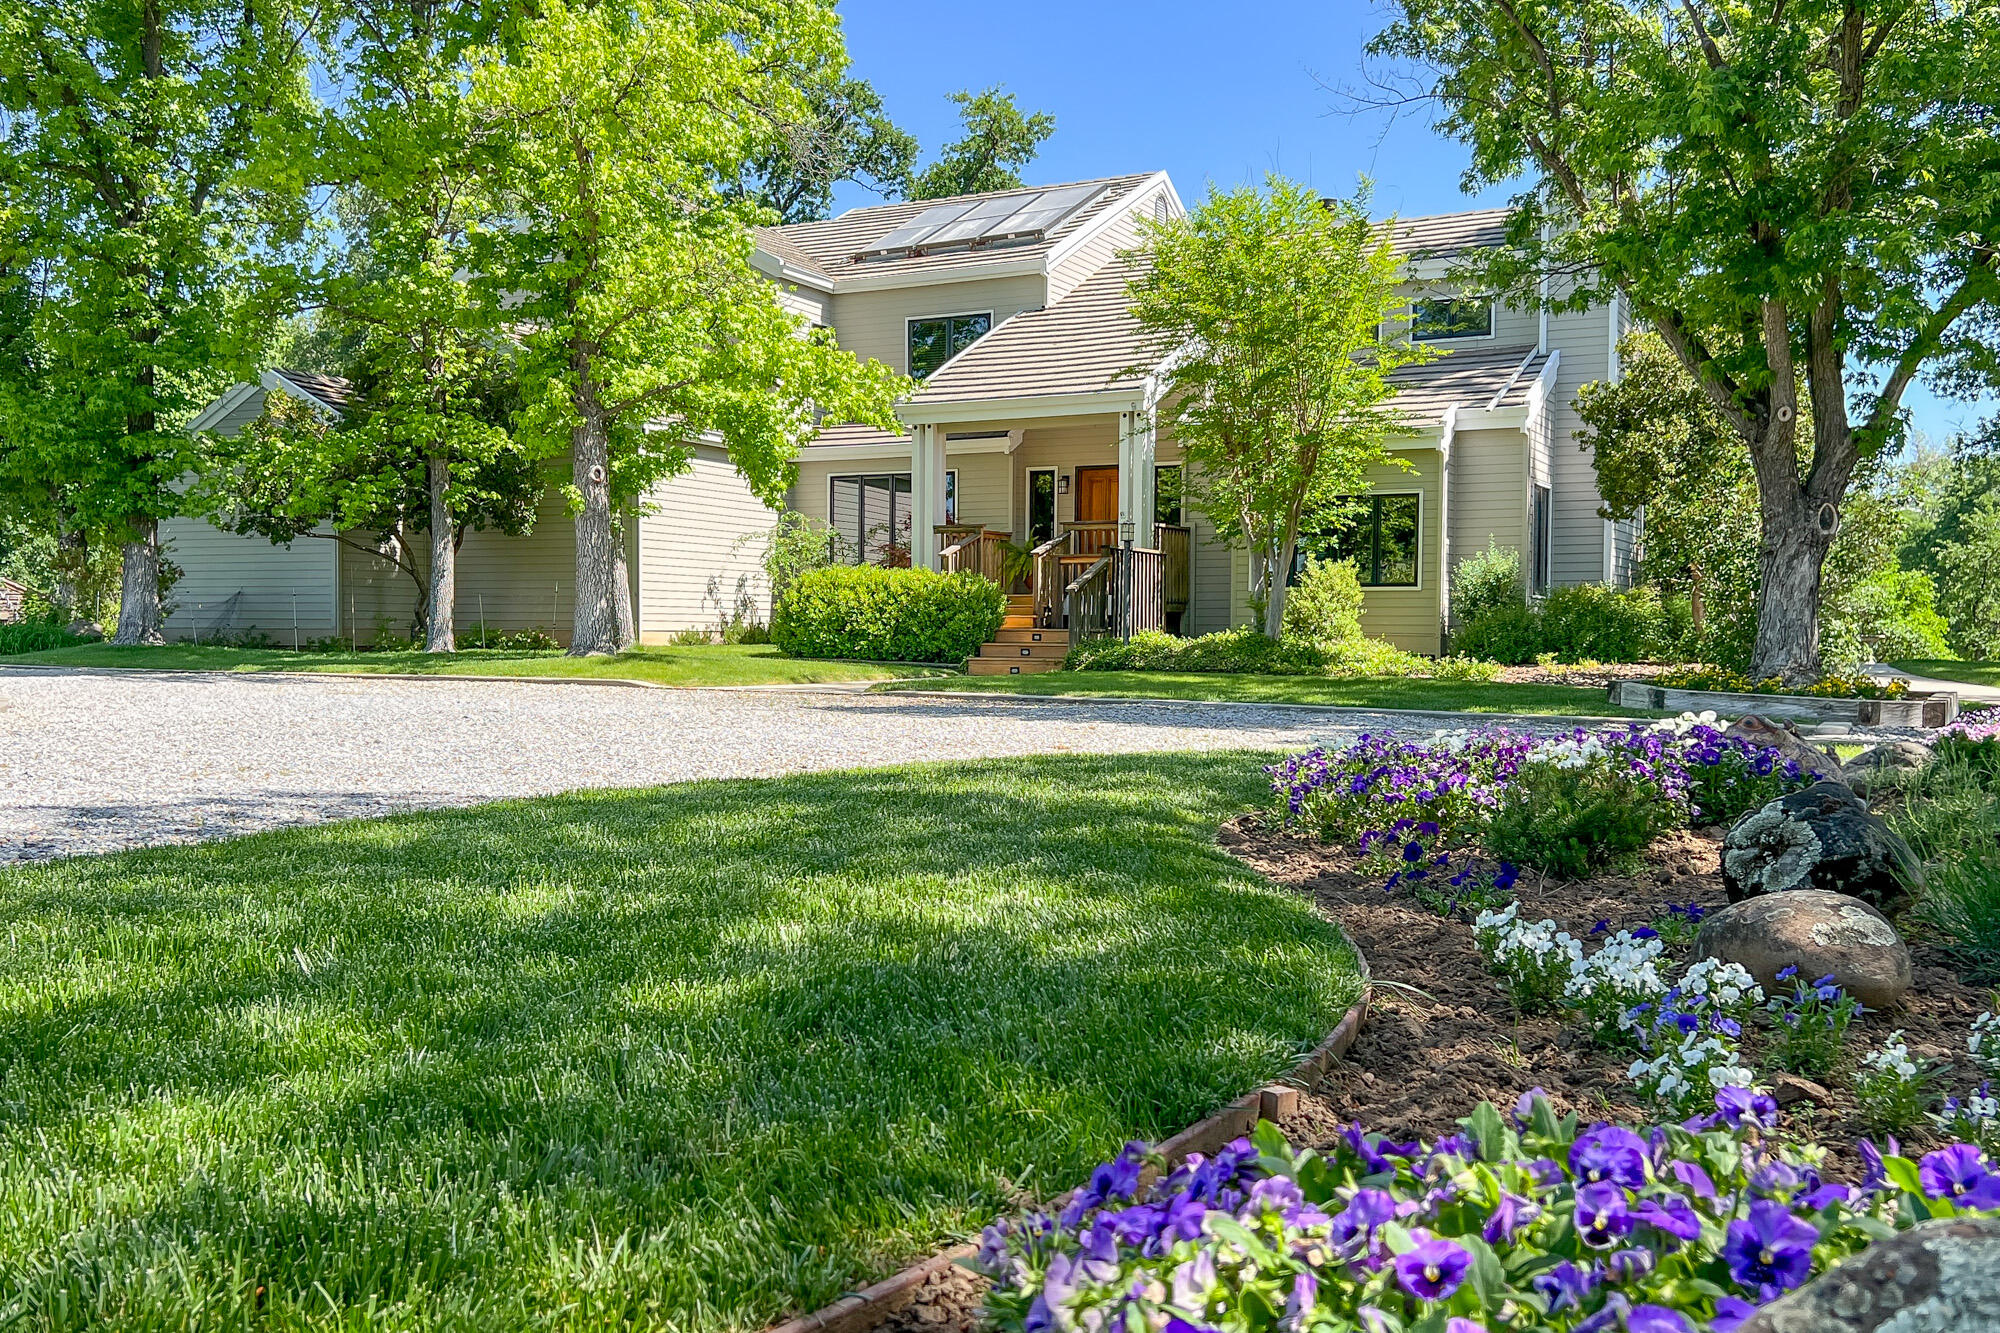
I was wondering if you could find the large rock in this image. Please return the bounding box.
[1740,1216,2000,1333]
[1843,741,1934,795]
[1694,889,1912,1008]
[1721,782,1920,908]
[1725,714,1844,781]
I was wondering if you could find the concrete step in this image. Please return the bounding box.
[979,640,1069,661]
[967,656,1066,676]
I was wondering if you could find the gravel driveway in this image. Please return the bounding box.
[0,667,1552,864]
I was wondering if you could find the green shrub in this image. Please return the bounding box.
[1485,757,1679,879]
[1537,582,1675,663]
[1451,540,1524,627]
[1895,743,2000,981]
[0,617,94,655]
[1452,602,1542,664]
[1279,558,1363,643]
[770,566,1003,663]
[1065,627,1503,681]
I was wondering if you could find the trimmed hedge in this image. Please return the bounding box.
[770,565,1004,663]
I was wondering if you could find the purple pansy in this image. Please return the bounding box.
[1481,1191,1536,1244]
[1571,1126,1650,1188]
[1919,1145,2000,1208]
[1531,1260,1600,1312]
[1722,1199,1819,1300]
[1394,1236,1472,1301]
[1627,1305,1693,1333]
[1635,1192,1702,1243]
[1710,1296,1758,1333]
[1574,1181,1636,1248]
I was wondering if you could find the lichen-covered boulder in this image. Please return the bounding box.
[1725,715,1844,781]
[1740,1215,2000,1333]
[1721,782,1920,909]
[1843,741,1934,796]
[1694,889,1912,1008]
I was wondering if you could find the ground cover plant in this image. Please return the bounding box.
[1652,666,1910,700]
[1064,628,1501,682]
[0,641,952,686]
[770,565,1004,662]
[880,672,1654,717]
[976,1093,2000,1333]
[1891,721,2000,982]
[0,753,1362,1332]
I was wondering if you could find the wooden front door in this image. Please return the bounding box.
[1073,466,1119,524]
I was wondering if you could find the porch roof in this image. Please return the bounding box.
[1384,345,1550,423]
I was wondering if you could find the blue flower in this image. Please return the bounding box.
[1574,1181,1635,1248]
[1570,1126,1649,1188]
[1403,840,1425,863]
[1722,1199,1818,1300]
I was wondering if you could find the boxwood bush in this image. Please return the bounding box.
[770,565,1004,663]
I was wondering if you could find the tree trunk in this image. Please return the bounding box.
[1749,492,1833,683]
[569,377,625,656]
[611,521,636,647]
[1263,542,1298,639]
[53,517,88,628]
[112,517,165,645]
[425,455,456,653]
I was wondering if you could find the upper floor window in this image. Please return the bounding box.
[908,312,992,380]
[1410,296,1495,342]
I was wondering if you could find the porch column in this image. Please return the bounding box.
[909,423,948,569]
[1116,409,1157,543]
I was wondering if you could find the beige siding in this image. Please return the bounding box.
[637,445,780,638]
[1447,427,1530,626]
[160,518,340,642]
[1544,281,1615,584]
[1045,189,1153,304]
[827,275,1049,376]
[775,282,832,328]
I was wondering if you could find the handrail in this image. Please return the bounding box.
[1062,553,1111,598]
[1064,554,1113,648]
[1031,529,1076,628]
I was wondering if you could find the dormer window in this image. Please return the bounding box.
[1411,296,1495,342]
[908,312,992,380]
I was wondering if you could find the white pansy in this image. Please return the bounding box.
[1972,1011,2000,1075]
[1862,1032,1919,1082]
[1680,957,1764,1010]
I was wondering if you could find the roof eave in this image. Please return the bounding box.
[750,247,835,292]
[896,386,1151,425]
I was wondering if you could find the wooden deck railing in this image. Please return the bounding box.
[1064,545,1168,646]
[1155,523,1191,615]
[1063,522,1120,557]
[938,527,1013,585]
[1030,530,1073,627]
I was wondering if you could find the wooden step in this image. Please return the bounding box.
[979,640,1069,661]
[999,614,1037,629]
[992,626,1062,645]
[967,655,1066,675]
[1004,594,1035,608]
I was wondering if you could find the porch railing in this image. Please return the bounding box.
[1155,523,1191,615]
[938,526,1013,585]
[1063,522,1120,557]
[1064,545,1168,646]
[1030,530,1073,627]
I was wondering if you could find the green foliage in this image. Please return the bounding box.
[1130,179,1432,638]
[760,510,845,604]
[906,87,1055,199]
[1451,540,1524,629]
[0,616,92,655]
[1485,759,1679,880]
[1900,438,2000,660]
[734,71,918,223]
[1822,567,1953,668]
[1538,583,1677,664]
[1278,558,1363,644]
[770,565,1003,663]
[1895,746,2000,983]
[1065,627,1501,681]
[1451,601,1543,665]
[1370,1,2000,681]
[1655,666,1908,700]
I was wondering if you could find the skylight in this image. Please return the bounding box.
[853,183,1107,262]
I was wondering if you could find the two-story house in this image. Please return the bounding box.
[161,170,1636,652]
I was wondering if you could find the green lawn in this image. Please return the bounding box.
[879,669,1647,716]
[0,753,1357,1332]
[1891,658,2000,689]
[0,641,951,686]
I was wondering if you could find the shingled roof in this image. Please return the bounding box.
[1379,207,1514,259]
[1383,344,1550,422]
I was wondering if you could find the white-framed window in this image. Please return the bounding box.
[1410,296,1495,342]
[906,312,992,379]
[827,471,956,565]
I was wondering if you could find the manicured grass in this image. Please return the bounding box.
[0,641,952,686]
[0,753,1358,1332]
[1891,658,2000,689]
[879,670,1649,716]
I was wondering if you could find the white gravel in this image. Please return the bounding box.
[0,667,1569,864]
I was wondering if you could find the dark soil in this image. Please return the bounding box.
[1219,816,1993,1163]
[1496,661,1681,690]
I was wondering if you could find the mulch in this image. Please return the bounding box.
[1495,662,1681,690]
[838,813,1995,1333]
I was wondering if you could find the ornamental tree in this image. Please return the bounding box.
[0,0,317,643]
[1128,178,1430,638]
[474,0,903,655]
[1368,0,2000,681]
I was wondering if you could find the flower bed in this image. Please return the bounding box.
[1654,667,1910,700]
[977,1091,2000,1333]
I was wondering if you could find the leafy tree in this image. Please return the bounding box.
[195,374,538,637]
[907,87,1055,200]
[474,0,903,655]
[1369,0,2000,681]
[1901,432,2000,659]
[0,0,318,643]
[1576,332,1760,647]
[302,0,526,651]
[734,71,916,223]
[1128,178,1430,638]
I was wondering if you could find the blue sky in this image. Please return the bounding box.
[832,0,1991,446]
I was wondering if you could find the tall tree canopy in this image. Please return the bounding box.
[734,70,917,224]
[907,87,1056,200]
[0,0,318,643]
[475,0,902,655]
[1369,0,2000,680]
[1128,178,1430,638]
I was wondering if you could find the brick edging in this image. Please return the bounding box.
[763,934,1373,1333]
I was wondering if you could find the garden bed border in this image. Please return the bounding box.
[1608,680,1958,728]
[763,940,1373,1333]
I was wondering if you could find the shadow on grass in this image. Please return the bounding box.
[0,752,1356,1332]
